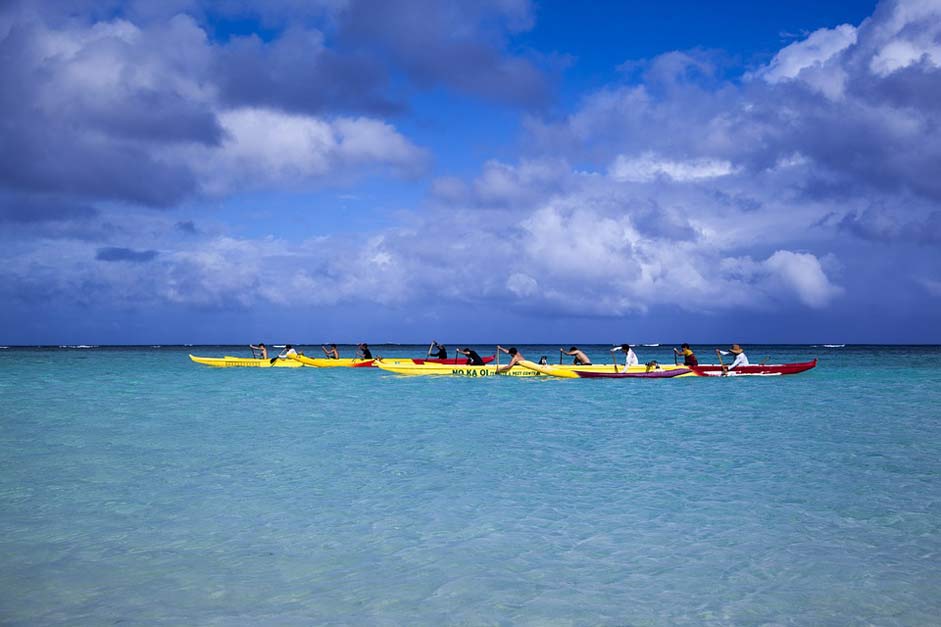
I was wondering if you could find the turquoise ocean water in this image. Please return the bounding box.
[1,344,939,625]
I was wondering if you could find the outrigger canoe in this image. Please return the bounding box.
[689,359,817,377]
[189,354,304,368]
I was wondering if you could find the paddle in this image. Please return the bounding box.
[673,348,678,366]
[715,349,728,375]
[612,347,619,373]
[559,348,563,365]
[427,342,435,358]
[250,346,257,359]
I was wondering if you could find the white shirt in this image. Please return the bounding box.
[279,348,297,358]
[611,346,639,368]
[721,352,748,369]
[625,348,638,366]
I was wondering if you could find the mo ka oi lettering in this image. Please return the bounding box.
[451,368,491,376]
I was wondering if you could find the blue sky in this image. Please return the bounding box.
[2,0,939,345]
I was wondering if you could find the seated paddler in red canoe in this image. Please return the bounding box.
[673,343,698,366]
[716,344,749,372]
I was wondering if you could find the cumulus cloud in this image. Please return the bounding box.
[867,0,941,76]
[213,26,399,115]
[337,0,550,108]
[3,0,940,332]
[0,4,430,218]
[188,108,426,194]
[767,25,857,80]
[760,250,842,308]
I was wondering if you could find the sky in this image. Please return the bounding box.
[2,0,940,345]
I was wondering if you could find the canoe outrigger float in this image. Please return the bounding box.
[290,355,376,368]
[189,354,303,368]
[288,354,497,368]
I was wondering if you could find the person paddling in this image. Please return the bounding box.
[457,347,485,365]
[357,343,373,359]
[321,344,339,359]
[560,346,592,365]
[495,345,524,372]
[249,343,268,359]
[673,343,698,367]
[611,344,639,368]
[428,341,448,360]
[716,344,749,372]
[276,344,297,359]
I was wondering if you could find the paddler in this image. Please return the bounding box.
[611,344,639,368]
[457,347,485,365]
[495,345,524,372]
[276,344,298,359]
[321,343,340,359]
[560,346,592,365]
[249,343,268,359]
[673,343,698,366]
[716,344,749,371]
[428,341,448,360]
[357,343,373,359]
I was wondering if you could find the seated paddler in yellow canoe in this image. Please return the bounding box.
[495,345,525,372]
[560,346,592,365]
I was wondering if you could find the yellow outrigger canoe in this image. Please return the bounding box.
[189,354,304,368]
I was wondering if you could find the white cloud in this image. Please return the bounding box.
[760,24,857,84]
[609,153,737,183]
[763,250,842,308]
[189,108,426,194]
[869,0,941,76]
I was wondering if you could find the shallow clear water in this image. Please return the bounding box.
[1,345,939,624]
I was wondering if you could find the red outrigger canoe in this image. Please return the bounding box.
[689,358,818,377]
